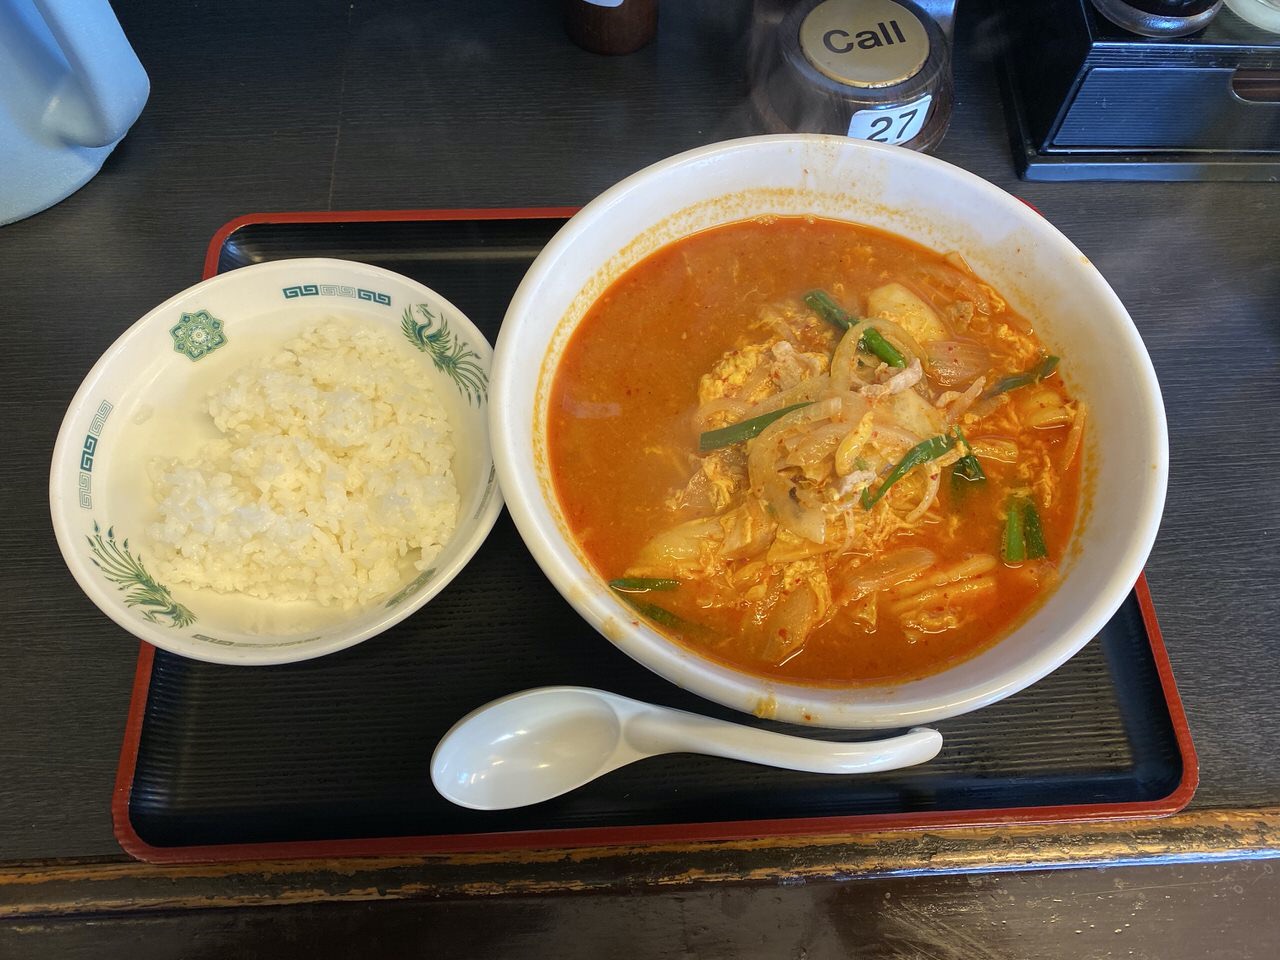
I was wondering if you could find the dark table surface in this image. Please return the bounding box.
[2,0,1279,955]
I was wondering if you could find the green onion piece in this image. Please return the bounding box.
[952,455,986,484]
[608,577,679,593]
[861,434,956,509]
[803,289,852,330]
[698,401,814,453]
[805,289,907,368]
[861,327,907,368]
[620,597,685,630]
[1002,498,1027,564]
[611,589,691,631]
[950,460,985,497]
[985,354,1060,399]
[1022,500,1048,560]
[950,428,986,486]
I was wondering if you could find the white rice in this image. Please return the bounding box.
[148,319,459,607]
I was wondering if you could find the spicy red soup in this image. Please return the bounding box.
[548,216,1085,685]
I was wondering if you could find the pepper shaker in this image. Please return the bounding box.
[566,0,659,55]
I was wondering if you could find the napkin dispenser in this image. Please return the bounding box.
[999,0,1280,181]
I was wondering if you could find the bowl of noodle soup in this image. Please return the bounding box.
[491,135,1166,728]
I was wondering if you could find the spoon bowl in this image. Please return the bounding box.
[431,686,943,810]
[432,688,630,810]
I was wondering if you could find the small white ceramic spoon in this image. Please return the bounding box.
[430,686,943,810]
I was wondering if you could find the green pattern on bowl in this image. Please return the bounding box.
[385,568,436,608]
[192,633,322,649]
[401,304,488,405]
[86,521,195,628]
[169,309,227,361]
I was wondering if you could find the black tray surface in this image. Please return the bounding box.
[127,215,1185,849]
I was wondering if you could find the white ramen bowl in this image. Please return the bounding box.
[492,135,1167,729]
[51,259,501,666]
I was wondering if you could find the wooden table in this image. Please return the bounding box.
[2,1,1278,955]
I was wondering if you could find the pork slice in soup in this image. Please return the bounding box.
[548,216,1085,686]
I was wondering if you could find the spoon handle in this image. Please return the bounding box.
[626,707,942,774]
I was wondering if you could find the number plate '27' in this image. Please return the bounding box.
[847,93,932,146]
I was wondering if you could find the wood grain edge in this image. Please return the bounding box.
[4,807,1279,918]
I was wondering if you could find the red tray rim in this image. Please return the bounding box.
[112,207,1199,865]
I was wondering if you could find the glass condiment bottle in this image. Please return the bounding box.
[565,0,659,55]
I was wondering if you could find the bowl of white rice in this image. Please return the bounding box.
[50,259,502,665]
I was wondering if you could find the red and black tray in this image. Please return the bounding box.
[113,209,1196,863]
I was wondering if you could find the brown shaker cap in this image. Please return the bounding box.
[566,0,659,56]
